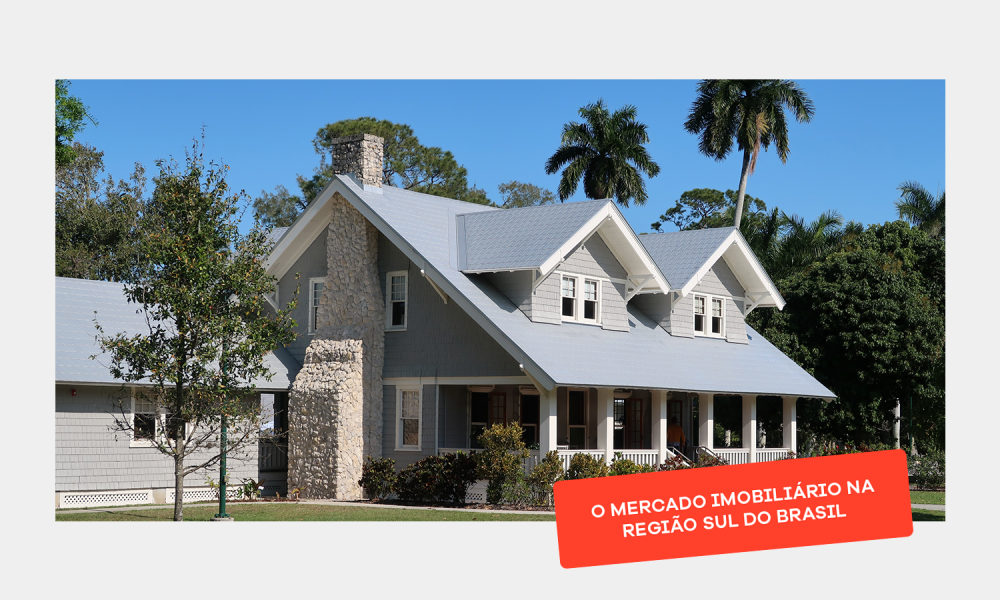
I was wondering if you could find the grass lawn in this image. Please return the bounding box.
[56,503,556,522]
[912,508,945,522]
[910,491,945,505]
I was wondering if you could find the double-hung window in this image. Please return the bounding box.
[561,273,601,324]
[386,271,408,330]
[308,277,324,334]
[693,294,725,338]
[132,394,157,446]
[397,387,421,450]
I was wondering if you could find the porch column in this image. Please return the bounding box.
[539,385,558,456]
[597,388,615,465]
[742,395,757,463]
[698,394,714,451]
[782,396,797,454]
[652,390,668,465]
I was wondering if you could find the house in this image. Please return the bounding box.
[54,277,300,508]
[263,134,835,501]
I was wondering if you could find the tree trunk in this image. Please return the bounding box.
[173,436,185,521]
[734,149,751,230]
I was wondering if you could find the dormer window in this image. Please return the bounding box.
[561,273,601,324]
[386,270,408,330]
[694,294,724,338]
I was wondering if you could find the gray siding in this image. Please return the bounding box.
[488,271,533,320]
[726,298,748,344]
[601,282,629,331]
[380,234,523,379]
[562,234,628,280]
[630,293,672,333]
[531,271,562,324]
[691,259,748,343]
[671,293,695,338]
[381,384,438,469]
[438,385,469,449]
[277,229,328,365]
[55,385,257,492]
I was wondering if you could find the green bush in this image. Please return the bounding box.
[499,469,536,507]
[526,450,564,506]
[909,450,945,489]
[476,423,529,504]
[694,453,729,468]
[658,454,693,471]
[563,453,608,480]
[359,456,397,501]
[393,453,481,503]
[437,451,479,503]
[609,453,656,476]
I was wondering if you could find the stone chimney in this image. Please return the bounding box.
[327,133,384,188]
[288,134,386,500]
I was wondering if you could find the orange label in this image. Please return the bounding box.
[553,450,913,568]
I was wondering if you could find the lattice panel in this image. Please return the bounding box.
[167,488,237,503]
[465,480,488,504]
[60,490,153,508]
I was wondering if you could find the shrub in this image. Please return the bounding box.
[694,453,729,468]
[563,453,608,480]
[658,454,693,471]
[395,455,446,503]
[909,450,945,489]
[526,450,564,506]
[476,423,529,504]
[609,453,655,476]
[437,451,479,504]
[499,469,535,507]
[359,456,397,501]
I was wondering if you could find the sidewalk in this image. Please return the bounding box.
[911,503,945,511]
[56,500,555,516]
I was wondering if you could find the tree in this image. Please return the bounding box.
[544,99,661,207]
[56,80,97,166]
[895,181,945,239]
[297,117,490,206]
[252,184,307,229]
[755,221,945,450]
[650,188,766,231]
[684,80,815,229]
[96,138,298,521]
[56,142,148,281]
[497,180,557,208]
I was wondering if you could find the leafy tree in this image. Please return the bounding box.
[56,80,97,166]
[684,80,814,229]
[56,142,148,281]
[754,221,945,449]
[771,210,863,281]
[497,180,557,208]
[895,181,945,239]
[296,117,490,206]
[475,423,529,504]
[650,188,766,231]
[545,99,661,207]
[96,138,298,521]
[252,184,307,229]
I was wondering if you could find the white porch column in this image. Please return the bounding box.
[597,388,615,465]
[652,390,668,465]
[698,394,714,451]
[539,385,559,456]
[742,395,757,463]
[782,396,797,454]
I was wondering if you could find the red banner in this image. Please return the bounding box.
[554,450,913,568]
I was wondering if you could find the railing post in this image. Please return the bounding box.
[698,394,714,453]
[782,396,797,455]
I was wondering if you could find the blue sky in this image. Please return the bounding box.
[67,79,944,235]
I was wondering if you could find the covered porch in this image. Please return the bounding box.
[436,382,800,471]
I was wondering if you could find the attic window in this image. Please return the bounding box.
[694,294,724,338]
[308,277,324,334]
[386,271,408,330]
[561,276,576,318]
[583,279,598,321]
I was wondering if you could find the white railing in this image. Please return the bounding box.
[714,448,750,465]
[756,448,791,462]
[557,449,605,471]
[615,450,660,467]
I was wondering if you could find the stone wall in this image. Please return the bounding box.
[287,134,387,499]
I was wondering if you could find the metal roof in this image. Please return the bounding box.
[334,176,833,399]
[640,228,736,290]
[55,277,299,389]
[459,199,609,271]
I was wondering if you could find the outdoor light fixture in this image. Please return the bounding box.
[71,389,77,396]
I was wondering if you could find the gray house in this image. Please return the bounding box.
[266,134,835,501]
[54,133,835,507]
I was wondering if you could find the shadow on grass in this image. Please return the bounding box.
[912,509,945,522]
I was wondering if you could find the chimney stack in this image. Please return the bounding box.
[327,133,384,189]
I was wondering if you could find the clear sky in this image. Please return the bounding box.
[67,79,944,235]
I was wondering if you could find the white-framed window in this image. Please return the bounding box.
[130,390,184,448]
[396,386,422,450]
[308,277,324,334]
[386,270,408,331]
[560,273,602,324]
[693,294,725,338]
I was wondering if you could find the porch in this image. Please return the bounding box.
[433,383,800,472]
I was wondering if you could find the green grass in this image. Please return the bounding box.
[910,491,945,505]
[912,508,945,522]
[56,503,556,522]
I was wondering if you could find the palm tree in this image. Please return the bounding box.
[770,210,862,281]
[544,99,661,207]
[896,181,945,239]
[684,80,815,229]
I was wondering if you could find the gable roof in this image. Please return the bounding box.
[270,175,831,399]
[55,277,299,389]
[641,228,785,309]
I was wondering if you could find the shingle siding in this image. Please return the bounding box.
[691,259,748,343]
[55,385,257,492]
[380,234,523,379]
[531,272,562,324]
[561,234,628,280]
[601,282,629,331]
[277,229,328,365]
[726,298,748,344]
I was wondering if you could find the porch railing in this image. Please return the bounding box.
[258,440,288,471]
[756,448,792,462]
[704,447,791,465]
[615,450,660,467]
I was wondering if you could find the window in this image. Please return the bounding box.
[520,393,539,446]
[308,277,324,334]
[568,390,587,449]
[490,392,506,427]
[397,387,421,450]
[132,394,156,446]
[561,276,576,318]
[560,273,602,324]
[470,391,489,449]
[386,271,408,330]
[693,294,725,338]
